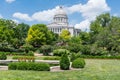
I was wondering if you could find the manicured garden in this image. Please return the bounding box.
[0,59,120,80]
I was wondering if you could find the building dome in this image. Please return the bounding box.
[55,6,67,15]
[54,6,68,24]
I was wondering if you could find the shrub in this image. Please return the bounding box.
[0,53,7,60]
[67,43,82,53]
[27,51,34,56]
[12,56,35,62]
[72,58,85,68]
[8,62,50,71]
[40,45,52,56]
[60,53,70,70]
[43,56,60,60]
[70,53,76,62]
[53,49,70,56]
[81,45,91,55]
[8,62,17,70]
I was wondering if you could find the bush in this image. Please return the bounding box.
[27,51,34,56]
[43,56,60,60]
[53,49,70,56]
[60,53,70,70]
[0,53,7,60]
[67,43,82,53]
[70,53,76,62]
[72,58,85,68]
[8,62,50,71]
[12,56,35,62]
[40,45,52,56]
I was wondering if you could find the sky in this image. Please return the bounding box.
[0,0,120,31]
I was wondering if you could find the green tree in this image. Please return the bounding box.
[26,24,54,47]
[60,29,71,41]
[13,23,30,48]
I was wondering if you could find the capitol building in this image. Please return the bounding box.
[47,6,80,36]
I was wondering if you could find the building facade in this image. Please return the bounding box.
[47,6,80,36]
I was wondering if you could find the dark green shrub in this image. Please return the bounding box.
[67,43,82,53]
[27,51,34,56]
[8,62,17,70]
[0,53,7,60]
[81,45,91,55]
[17,62,28,70]
[60,53,70,70]
[53,49,70,56]
[33,63,50,71]
[22,44,34,53]
[43,56,60,60]
[72,58,85,68]
[8,62,50,71]
[70,53,76,62]
[40,45,52,56]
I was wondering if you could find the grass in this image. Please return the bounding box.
[0,59,120,80]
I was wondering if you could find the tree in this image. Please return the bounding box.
[0,19,16,51]
[26,24,54,47]
[79,31,90,44]
[60,29,71,41]
[90,13,111,43]
[13,23,30,48]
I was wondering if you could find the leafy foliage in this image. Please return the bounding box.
[72,58,85,68]
[53,49,70,56]
[60,29,71,41]
[26,24,55,47]
[60,53,70,70]
[8,62,50,71]
[0,53,7,60]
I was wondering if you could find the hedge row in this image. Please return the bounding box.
[8,62,50,71]
[0,51,34,56]
[12,56,35,62]
[43,56,60,60]
[77,55,120,59]
[70,53,120,62]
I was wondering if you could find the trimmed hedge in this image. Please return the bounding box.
[8,62,50,71]
[76,54,120,59]
[43,56,60,60]
[53,49,70,56]
[12,56,35,62]
[72,58,85,68]
[0,53,7,60]
[0,51,34,56]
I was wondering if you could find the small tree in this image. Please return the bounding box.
[60,52,70,70]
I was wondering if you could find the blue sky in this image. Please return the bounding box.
[0,0,120,31]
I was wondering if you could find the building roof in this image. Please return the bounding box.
[55,6,67,15]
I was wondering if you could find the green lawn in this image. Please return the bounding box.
[0,59,120,80]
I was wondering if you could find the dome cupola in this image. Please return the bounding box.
[53,6,68,24]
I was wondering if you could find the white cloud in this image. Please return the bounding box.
[13,12,33,21]
[6,0,15,3]
[66,0,110,31]
[0,14,3,18]
[75,19,90,31]
[32,7,57,22]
